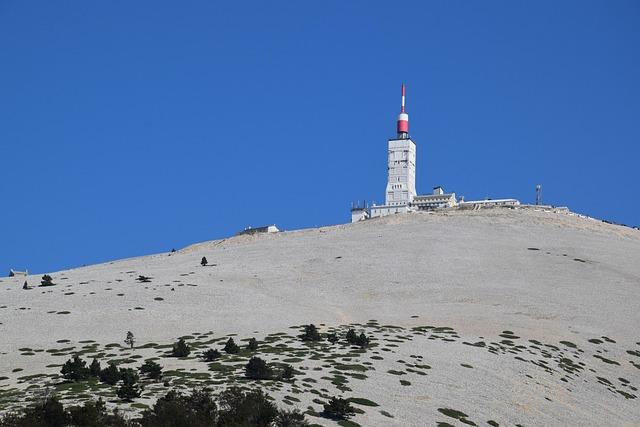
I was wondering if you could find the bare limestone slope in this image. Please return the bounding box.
[1,208,639,426]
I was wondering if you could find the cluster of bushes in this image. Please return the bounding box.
[198,336,259,363]
[0,397,126,427]
[345,329,370,347]
[323,397,356,420]
[245,357,294,381]
[40,275,55,287]
[0,387,310,427]
[299,324,322,342]
[223,338,240,354]
[300,324,370,348]
[202,348,221,362]
[60,355,163,402]
[171,339,190,357]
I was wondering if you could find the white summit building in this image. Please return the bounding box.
[351,85,458,223]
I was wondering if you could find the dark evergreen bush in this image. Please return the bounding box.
[223,337,240,354]
[116,368,141,401]
[281,364,294,380]
[89,358,101,378]
[202,348,221,361]
[355,332,370,347]
[0,387,309,427]
[276,409,310,427]
[40,274,55,287]
[119,368,139,385]
[139,389,217,427]
[300,324,322,341]
[201,256,208,266]
[247,337,258,351]
[124,331,135,349]
[345,329,357,344]
[345,329,369,347]
[61,355,90,381]
[216,387,279,427]
[67,398,129,426]
[99,363,121,385]
[139,360,163,380]
[172,338,191,357]
[6,395,67,427]
[245,357,273,380]
[116,380,141,402]
[326,333,338,344]
[322,396,355,420]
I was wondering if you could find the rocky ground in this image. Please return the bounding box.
[1,207,639,426]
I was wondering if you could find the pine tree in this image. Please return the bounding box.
[201,256,208,266]
[355,332,370,347]
[326,333,338,344]
[99,363,121,385]
[124,331,135,349]
[345,329,357,344]
[172,338,191,357]
[276,409,310,427]
[300,324,322,341]
[40,274,55,287]
[281,364,294,380]
[61,355,90,381]
[323,397,355,420]
[245,357,273,380]
[116,376,141,401]
[202,348,221,361]
[89,358,101,378]
[223,337,240,354]
[139,360,163,380]
[247,337,258,351]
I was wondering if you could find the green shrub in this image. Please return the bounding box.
[245,357,273,380]
[326,333,338,344]
[124,331,135,349]
[323,397,355,420]
[61,355,90,381]
[139,389,217,427]
[99,363,121,385]
[116,368,141,401]
[139,360,163,380]
[119,368,139,385]
[89,358,101,378]
[40,274,56,287]
[201,257,208,266]
[355,333,370,347]
[223,338,239,354]
[172,338,191,357]
[276,409,310,426]
[6,395,66,426]
[300,324,322,341]
[116,380,141,402]
[202,348,221,361]
[247,338,258,351]
[281,364,294,380]
[217,387,278,426]
[67,398,128,426]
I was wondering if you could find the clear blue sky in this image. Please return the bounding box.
[1,1,639,274]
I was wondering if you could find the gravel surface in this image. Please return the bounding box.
[0,207,638,426]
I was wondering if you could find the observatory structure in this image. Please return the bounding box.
[351,85,458,223]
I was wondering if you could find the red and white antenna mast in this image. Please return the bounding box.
[396,83,409,138]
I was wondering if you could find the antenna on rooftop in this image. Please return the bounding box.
[535,184,542,205]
